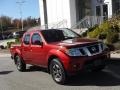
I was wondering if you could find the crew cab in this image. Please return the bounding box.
[10,28,110,84]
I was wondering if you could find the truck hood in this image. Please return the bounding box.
[50,38,99,47]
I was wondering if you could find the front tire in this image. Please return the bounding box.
[15,55,26,72]
[50,58,67,84]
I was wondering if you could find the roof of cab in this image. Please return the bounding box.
[25,27,70,34]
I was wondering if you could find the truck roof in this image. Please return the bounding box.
[25,28,69,33]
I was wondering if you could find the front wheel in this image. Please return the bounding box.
[50,58,67,84]
[15,55,26,72]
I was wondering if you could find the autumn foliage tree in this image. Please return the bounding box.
[0,15,40,33]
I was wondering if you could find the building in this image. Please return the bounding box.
[39,0,120,29]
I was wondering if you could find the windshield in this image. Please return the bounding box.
[41,29,80,43]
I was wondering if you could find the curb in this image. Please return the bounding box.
[111,53,120,59]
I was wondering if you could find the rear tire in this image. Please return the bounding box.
[50,58,67,84]
[0,45,5,49]
[15,55,26,72]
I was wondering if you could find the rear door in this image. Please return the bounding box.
[22,34,32,63]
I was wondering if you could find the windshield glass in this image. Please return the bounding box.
[41,29,80,43]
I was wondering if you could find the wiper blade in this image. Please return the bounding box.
[64,36,75,39]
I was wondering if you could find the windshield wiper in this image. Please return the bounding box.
[64,36,75,40]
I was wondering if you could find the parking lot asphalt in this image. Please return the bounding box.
[0,50,120,90]
[0,49,10,54]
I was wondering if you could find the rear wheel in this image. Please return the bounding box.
[50,58,67,84]
[15,55,26,72]
[0,45,5,49]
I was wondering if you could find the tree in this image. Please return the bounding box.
[0,15,41,32]
[0,16,12,31]
[12,19,21,29]
[26,16,40,27]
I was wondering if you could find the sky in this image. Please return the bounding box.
[0,0,40,19]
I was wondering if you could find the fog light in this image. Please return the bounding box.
[73,65,77,68]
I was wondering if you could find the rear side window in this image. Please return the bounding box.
[23,34,30,45]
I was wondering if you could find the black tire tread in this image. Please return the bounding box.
[50,58,67,84]
[15,55,26,72]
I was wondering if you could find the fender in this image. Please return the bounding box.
[14,48,22,59]
[46,49,70,70]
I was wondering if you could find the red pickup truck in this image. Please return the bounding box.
[10,28,110,84]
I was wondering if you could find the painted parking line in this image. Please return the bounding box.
[0,53,11,57]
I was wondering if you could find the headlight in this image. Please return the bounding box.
[101,43,108,50]
[66,48,86,56]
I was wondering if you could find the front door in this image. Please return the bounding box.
[30,33,45,66]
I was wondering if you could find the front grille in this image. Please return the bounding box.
[79,48,86,55]
[76,43,102,56]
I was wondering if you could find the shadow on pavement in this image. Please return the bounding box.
[0,71,13,75]
[26,65,48,73]
[66,71,120,86]
[23,58,120,86]
[66,58,120,86]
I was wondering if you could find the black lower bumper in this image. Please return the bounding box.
[83,59,107,72]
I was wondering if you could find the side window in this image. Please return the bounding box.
[23,34,30,45]
[31,33,42,45]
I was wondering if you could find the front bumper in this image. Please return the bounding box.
[65,52,110,75]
